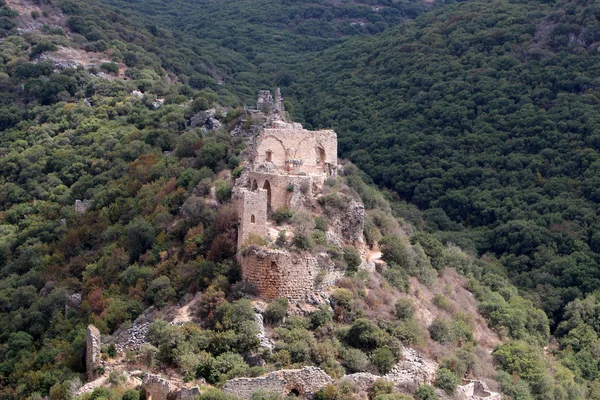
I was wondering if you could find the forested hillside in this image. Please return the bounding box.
[291,0,600,325]
[4,0,600,398]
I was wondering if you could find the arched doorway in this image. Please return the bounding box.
[263,180,272,212]
[315,146,325,164]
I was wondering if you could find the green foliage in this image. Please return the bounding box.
[371,347,396,374]
[414,385,438,400]
[343,246,362,274]
[435,367,460,394]
[264,298,289,325]
[341,347,370,373]
[274,208,294,224]
[100,62,119,75]
[369,379,394,399]
[395,299,415,320]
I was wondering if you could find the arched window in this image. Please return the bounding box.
[251,180,258,191]
[266,150,273,162]
[270,261,277,269]
[250,214,255,223]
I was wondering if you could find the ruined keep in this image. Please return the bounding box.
[256,88,284,114]
[235,91,348,301]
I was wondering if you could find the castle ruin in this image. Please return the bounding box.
[234,90,360,301]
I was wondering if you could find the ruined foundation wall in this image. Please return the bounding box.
[223,366,333,400]
[241,249,319,301]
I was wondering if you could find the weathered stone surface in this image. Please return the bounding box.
[75,199,92,214]
[240,248,320,301]
[223,366,333,400]
[141,374,176,400]
[386,348,438,388]
[86,325,101,381]
[457,380,502,400]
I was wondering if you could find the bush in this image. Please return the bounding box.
[380,235,415,270]
[341,347,370,373]
[428,318,454,344]
[375,395,412,400]
[100,62,119,75]
[372,347,397,374]
[315,216,328,231]
[331,288,353,308]
[274,208,294,224]
[346,318,383,351]
[343,246,362,273]
[264,298,288,325]
[251,389,283,400]
[435,367,460,394]
[382,267,409,292]
[369,379,394,399]
[309,305,333,329]
[432,294,451,312]
[122,390,141,400]
[414,385,439,400]
[395,299,416,320]
[215,180,233,203]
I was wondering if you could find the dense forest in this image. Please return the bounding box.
[3,0,600,399]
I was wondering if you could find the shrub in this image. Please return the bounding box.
[372,347,397,374]
[391,319,423,346]
[274,208,294,224]
[100,62,119,75]
[346,318,382,351]
[309,305,333,329]
[414,384,439,400]
[395,299,416,320]
[429,318,454,344]
[312,230,327,246]
[435,367,460,394]
[374,395,412,400]
[215,180,233,203]
[331,288,353,308]
[382,266,409,292]
[432,294,451,312]
[122,390,141,400]
[343,246,362,273]
[264,298,288,325]
[380,235,415,270]
[315,216,328,231]
[369,379,394,399]
[341,347,370,373]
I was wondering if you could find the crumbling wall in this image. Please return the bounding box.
[142,374,175,400]
[247,171,313,212]
[241,248,319,301]
[237,189,268,251]
[75,199,92,214]
[458,380,502,400]
[86,325,101,381]
[254,124,337,176]
[223,366,333,400]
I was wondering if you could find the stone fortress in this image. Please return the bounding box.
[235,88,357,301]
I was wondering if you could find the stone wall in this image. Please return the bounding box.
[86,325,101,381]
[247,171,314,212]
[223,366,333,400]
[254,123,337,176]
[141,374,175,400]
[237,188,268,251]
[240,248,319,301]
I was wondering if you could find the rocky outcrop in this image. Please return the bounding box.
[86,325,102,381]
[141,374,202,400]
[386,348,438,388]
[457,380,502,400]
[223,366,333,400]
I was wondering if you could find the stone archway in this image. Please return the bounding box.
[315,146,325,163]
[263,180,272,212]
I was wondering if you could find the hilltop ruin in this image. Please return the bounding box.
[234,89,364,301]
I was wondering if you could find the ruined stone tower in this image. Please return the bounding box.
[256,88,285,114]
[235,92,341,300]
